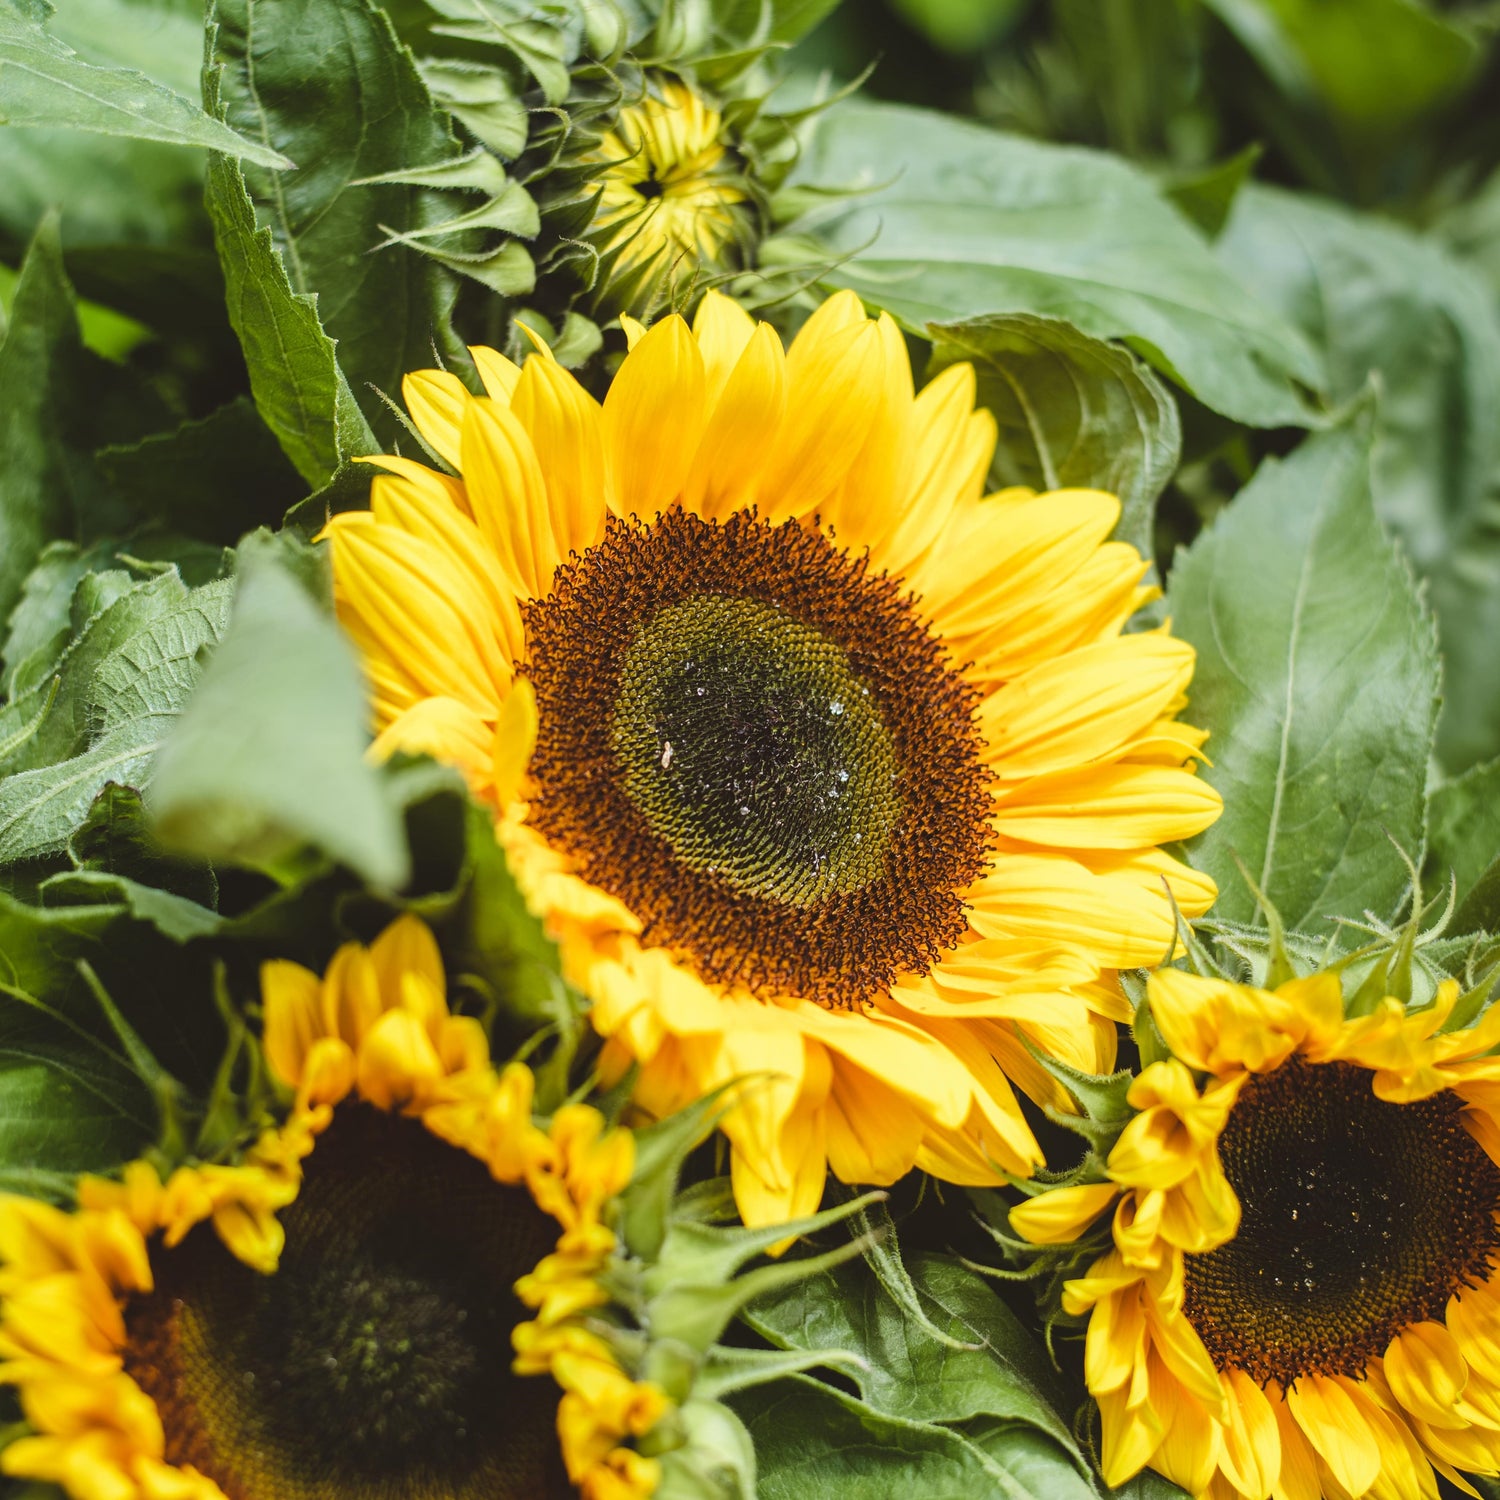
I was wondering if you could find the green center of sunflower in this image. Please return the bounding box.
[1183,1056,1500,1387]
[124,1106,571,1500]
[613,595,900,906]
[279,1255,481,1457]
[523,508,992,1007]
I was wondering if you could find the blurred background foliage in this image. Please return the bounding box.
[803,0,1498,216]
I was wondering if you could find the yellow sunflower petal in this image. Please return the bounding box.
[461,397,563,599]
[469,343,522,403]
[683,320,786,520]
[1146,969,1303,1077]
[603,314,706,515]
[1286,1374,1383,1498]
[980,634,1196,778]
[692,288,758,406]
[510,354,608,556]
[402,368,471,469]
[1010,1182,1120,1244]
[992,763,1223,851]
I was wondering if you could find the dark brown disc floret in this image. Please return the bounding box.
[522,508,993,1007]
[125,1107,570,1500]
[1183,1055,1500,1389]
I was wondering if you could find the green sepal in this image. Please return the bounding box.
[1018,1033,1134,1153]
[1130,984,1171,1069]
[513,309,604,367]
[846,1195,981,1352]
[639,1186,882,1351]
[1226,854,1299,989]
[354,146,513,194]
[73,958,193,1166]
[653,1397,756,1500]
[692,1342,868,1402]
[618,1085,730,1261]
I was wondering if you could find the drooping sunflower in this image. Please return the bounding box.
[0,916,666,1500]
[323,289,1221,1228]
[1012,967,1500,1500]
[589,77,748,285]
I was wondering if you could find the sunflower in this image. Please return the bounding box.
[0,916,666,1500]
[590,77,747,282]
[323,289,1221,1229]
[1011,966,1500,1500]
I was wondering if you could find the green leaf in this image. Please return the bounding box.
[731,1375,1091,1500]
[773,101,1323,428]
[43,0,202,99]
[0,572,235,866]
[1104,1473,1193,1499]
[209,0,464,449]
[1217,185,1500,772]
[147,539,409,893]
[743,1250,1080,1461]
[886,0,1024,54]
[713,0,847,46]
[38,783,220,944]
[4,540,106,689]
[1168,416,1440,935]
[1425,761,1500,930]
[0,893,156,1190]
[0,877,231,1190]
[1422,768,1494,918]
[1441,164,1500,305]
[927,312,1181,562]
[1162,145,1261,240]
[958,1421,1110,1499]
[96,396,306,545]
[0,0,289,165]
[1200,0,1478,145]
[0,214,90,625]
[423,799,562,1041]
[201,52,376,487]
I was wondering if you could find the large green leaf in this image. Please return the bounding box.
[148,540,409,893]
[201,27,377,487]
[0,0,287,165]
[0,894,155,1194]
[209,0,462,448]
[771,101,1323,428]
[1217,185,1500,772]
[1425,761,1500,938]
[1201,0,1478,144]
[97,396,305,545]
[0,1,223,346]
[744,1250,1080,1463]
[928,313,1180,562]
[732,1375,1094,1500]
[713,0,846,45]
[1168,417,1440,934]
[0,214,91,625]
[1442,164,1500,305]
[0,571,235,866]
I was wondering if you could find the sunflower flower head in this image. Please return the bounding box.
[588,77,749,304]
[0,915,808,1500]
[323,289,1221,1234]
[1010,960,1500,1499]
